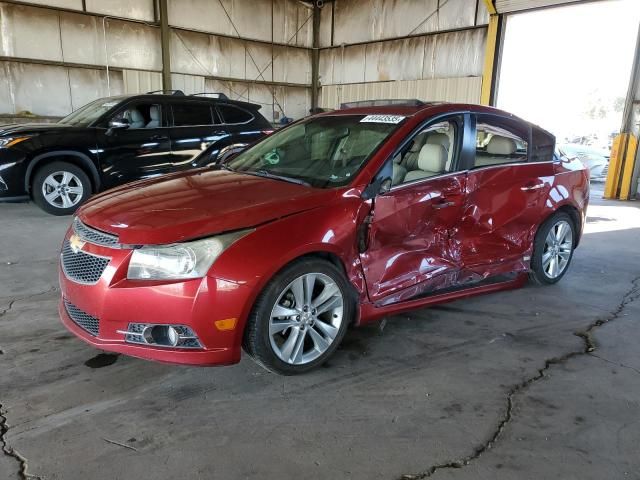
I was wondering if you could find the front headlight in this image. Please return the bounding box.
[0,137,29,148]
[127,229,253,280]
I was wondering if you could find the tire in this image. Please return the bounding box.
[529,212,576,285]
[32,161,92,216]
[243,258,353,375]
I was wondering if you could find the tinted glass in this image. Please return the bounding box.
[474,115,529,168]
[58,97,126,127]
[531,126,555,162]
[172,103,213,126]
[226,115,401,188]
[111,102,162,129]
[218,104,253,124]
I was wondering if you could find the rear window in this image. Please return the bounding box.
[218,104,254,124]
[531,126,556,162]
[172,103,214,126]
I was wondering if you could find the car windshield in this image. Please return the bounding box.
[58,97,124,127]
[225,115,403,188]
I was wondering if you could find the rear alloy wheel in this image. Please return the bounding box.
[530,212,576,285]
[32,161,92,215]
[243,259,352,374]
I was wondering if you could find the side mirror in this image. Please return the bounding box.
[361,176,392,200]
[106,118,130,135]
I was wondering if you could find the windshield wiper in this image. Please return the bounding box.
[249,169,311,187]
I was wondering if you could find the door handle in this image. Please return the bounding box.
[150,134,169,141]
[432,200,456,210]
[521,183,545,191]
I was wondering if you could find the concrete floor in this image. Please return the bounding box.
[1,186,639,480]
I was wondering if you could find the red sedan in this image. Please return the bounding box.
[58,101,589,374]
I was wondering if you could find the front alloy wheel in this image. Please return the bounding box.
[269,273,344,365]
[243,259,352,374]
[32,161,92,215]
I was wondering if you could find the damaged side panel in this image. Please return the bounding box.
[359,173,467,305]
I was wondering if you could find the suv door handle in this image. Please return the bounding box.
[150,134,169,141]
[521,182,545,191]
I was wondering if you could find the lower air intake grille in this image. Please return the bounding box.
[61,241,109,285]
[64,300,100,336]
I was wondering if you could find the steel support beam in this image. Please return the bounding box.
[311,4,321,111]
[159,0,172,91]
[480,13,502,106]
[605,25,640,200]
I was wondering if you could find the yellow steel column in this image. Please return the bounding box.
[481,1,500,106]
[604,134,628,199]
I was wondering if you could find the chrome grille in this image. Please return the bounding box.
[64,300,99,336]
[61,241,109,284]
[73,217,120,247]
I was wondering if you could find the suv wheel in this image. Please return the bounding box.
[32,161,92,215]
[243,259,352,374]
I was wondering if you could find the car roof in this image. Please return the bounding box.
[318,102,523,119]
[111,93,261,110]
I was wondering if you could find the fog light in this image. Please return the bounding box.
[119,323,202,349]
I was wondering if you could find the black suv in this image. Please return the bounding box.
[0,91,272,214]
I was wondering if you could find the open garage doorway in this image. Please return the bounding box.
[497,0,640,190]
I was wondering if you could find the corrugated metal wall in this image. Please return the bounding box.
[0,0,493,121]
[0,0,313,121]
[319,0,490,108]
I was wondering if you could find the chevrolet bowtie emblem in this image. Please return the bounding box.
[69,234,86,254]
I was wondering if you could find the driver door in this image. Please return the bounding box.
[96,100,173,189]
[359,114,473,305]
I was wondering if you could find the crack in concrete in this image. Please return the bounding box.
[0,287,58,318]
[0,404,41,479]
[399,276,640,480]
[0,287,58,479]
[590,353,640,376]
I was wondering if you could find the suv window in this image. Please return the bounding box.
[218,104,254,124]
[474,115,529,168]
[172,103,215,126]
[111,102,163,129]
[392,117,461,186]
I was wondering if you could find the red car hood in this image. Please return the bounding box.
[78,170,334,245]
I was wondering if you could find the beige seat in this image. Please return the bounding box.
[475,135,518,167]
[404,144,447,182]
[403,132,428,170]
[146,105,161,128]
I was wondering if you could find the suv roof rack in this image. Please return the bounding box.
[340,99,426,109]
[191,92,229,99]
[146,90,185,96]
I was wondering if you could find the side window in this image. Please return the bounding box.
[218,104,254,124]
[111,102,163,129]
[172,103,214,126]
[474,115,529,168]
[392,118,460,186]
[531,126,555,162]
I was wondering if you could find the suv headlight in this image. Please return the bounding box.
[127,229,253,280]
[0,137,29,148]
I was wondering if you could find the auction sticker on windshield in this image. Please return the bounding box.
[360,115,405,124]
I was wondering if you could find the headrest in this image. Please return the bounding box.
[149,105,160,120]
[128,109,144,122]
[425,132,450,151]
[417,144,447,172]
[487,135,517,155]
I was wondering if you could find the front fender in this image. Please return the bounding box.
[209,196,368,344]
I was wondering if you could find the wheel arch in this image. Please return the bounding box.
[537,203,583,248]
[233,245,364,347]
[25,151,100,194]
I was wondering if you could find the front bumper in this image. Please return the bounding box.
[0,150,29,199]
[58,230,252,366]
